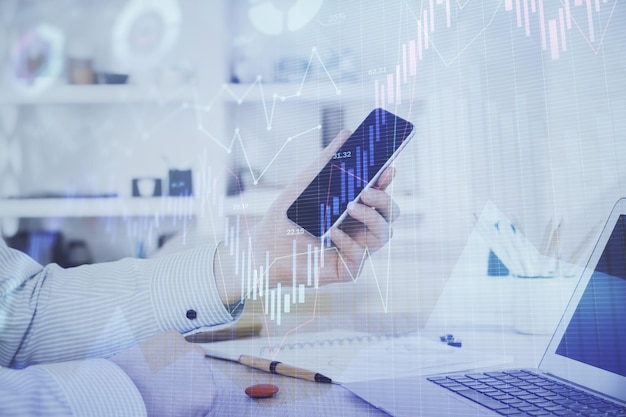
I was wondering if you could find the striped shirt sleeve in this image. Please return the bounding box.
[0,238,239,415]
[2,241,236,367]
[0,359,146,417]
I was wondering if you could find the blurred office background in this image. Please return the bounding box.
[1,0,625,328]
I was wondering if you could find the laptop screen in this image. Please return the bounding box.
[541,201,626,403]
[554,215,626,377]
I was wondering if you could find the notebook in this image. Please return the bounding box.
[343,199,626,416]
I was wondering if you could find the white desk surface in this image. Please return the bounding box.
[201,316,551,417]
[199,227,569,416]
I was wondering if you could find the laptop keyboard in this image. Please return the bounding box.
[428,369,626,416]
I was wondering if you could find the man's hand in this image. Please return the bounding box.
[214,130,400,304]
[328,163,399,281]
[110,331,216,417]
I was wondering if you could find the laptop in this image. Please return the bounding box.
[343,199,626,416]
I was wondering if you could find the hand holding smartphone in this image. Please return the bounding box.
[287,108,414,242]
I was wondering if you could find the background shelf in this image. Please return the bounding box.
[0,197,198,218]
[0,85,194,105]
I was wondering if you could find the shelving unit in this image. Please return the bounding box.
[0,197,197,218]
[0,81,422,221]
[1,84,195,226]
[0,82,362,106]
[0,84,194,105]
[0,189,277,220]
[0,81,284,223]
[0,2,237,259]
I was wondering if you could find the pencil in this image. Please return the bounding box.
[238,354,332,383]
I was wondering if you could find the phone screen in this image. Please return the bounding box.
[287,108,414,239]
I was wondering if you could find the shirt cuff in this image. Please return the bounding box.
[150,244,238,333]
[44,359,146,417]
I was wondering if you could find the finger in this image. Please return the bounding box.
[375,166,396,190]
[346,201,393,243]
[358,188,401,224]
[329,226,366,281]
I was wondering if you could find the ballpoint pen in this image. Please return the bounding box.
[239,354,332,383]
[204,350,333,383]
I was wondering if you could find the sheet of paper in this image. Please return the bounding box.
[201,330,508,383]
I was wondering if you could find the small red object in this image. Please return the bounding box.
[245,383,279,398]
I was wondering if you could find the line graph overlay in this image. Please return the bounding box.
[202,47,342,130]
[195,123,321,186]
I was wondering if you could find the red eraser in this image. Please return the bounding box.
[245,383,279,398]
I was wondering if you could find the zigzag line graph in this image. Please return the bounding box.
[193,47,341,130]
[197,124,322,185]
[132,46,342,187]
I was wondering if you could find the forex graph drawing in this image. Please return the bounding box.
[208,0,621,336]
[5,0,623,349]
[80,0,621,334]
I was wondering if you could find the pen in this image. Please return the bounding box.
[238,354,332,383]
[204,349,333,383]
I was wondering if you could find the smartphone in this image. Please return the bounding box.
[286,108,414,241]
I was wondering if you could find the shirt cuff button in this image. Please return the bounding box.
[186,309,197,320]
